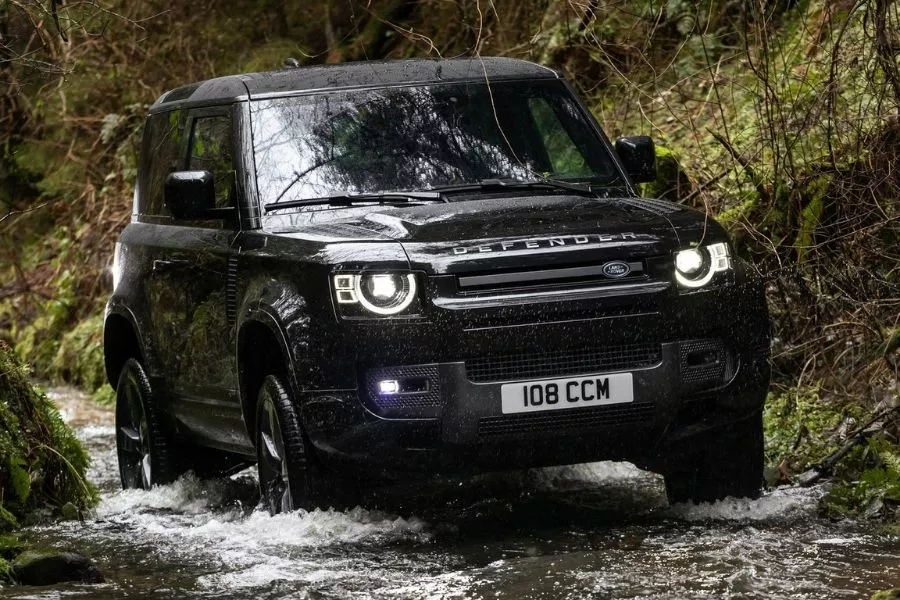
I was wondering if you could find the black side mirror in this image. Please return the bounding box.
[615,136,656,184]
[164,171,217,219]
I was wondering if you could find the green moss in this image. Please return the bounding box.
[821,436,900,520]
[763,386,860,474]
[794,175,831,263]
[0,557,11,584]
[0,342,97,529]
[50,314,107,395]
[716,198,757,229]
[90,385,115,407]
[236,40,306,73]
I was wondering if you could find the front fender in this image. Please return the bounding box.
[237,276,314,394]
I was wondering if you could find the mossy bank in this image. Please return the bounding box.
[0,342,97,531]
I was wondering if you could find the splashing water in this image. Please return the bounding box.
[10,388,900,599]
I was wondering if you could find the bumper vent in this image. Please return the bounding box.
[364,365,442,415]
[679,339,736,392]
[466,343,662,383]
[479,403,655,437]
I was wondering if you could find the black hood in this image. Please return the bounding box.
[266,195,726,274]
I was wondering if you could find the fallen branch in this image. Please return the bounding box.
[797,406,900,487]
[0,201,53,225]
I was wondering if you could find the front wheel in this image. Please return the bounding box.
[115,358,179,489]
[255,374,325,514]
[660,412,764,505]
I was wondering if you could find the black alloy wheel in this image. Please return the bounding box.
[115,358,178,489]
[255,374,324,514]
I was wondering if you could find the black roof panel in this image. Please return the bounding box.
[150,57,559,112]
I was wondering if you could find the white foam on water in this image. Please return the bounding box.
[91,473,435,593]
[184,506,430,551]
[78,425,116,439]
[812,536,869,545]
[527,461,651,489]
[98,473,230,516]
[185,509,432,592]
[669,485,824,522]
[374,571,474,599]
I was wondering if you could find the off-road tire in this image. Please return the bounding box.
[255,374,325,514]
[115,358,180,489]
[661,411,764,505]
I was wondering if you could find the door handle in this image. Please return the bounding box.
[152,259,190,272]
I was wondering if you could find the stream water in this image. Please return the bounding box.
[6,388,900,599]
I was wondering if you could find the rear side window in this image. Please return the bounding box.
[138,110,183,217]
[188,114,234,209]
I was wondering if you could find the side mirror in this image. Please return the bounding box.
[164,171,217,219]
[615,136,656,184]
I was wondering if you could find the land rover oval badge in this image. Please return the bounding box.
[602,261,631,278]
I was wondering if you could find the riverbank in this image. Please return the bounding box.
[0,344,98,584]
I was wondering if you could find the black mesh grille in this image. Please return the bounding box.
[479,403,655,437]
[679,339,735,391]
[465,343,662,383]
[365,365,441,412]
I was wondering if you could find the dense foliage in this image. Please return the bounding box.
[0,342,96,529]
[0,0,897,512]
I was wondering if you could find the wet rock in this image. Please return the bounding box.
[871,589,900,600]
[60,502,80,521]
[12,551,104,585]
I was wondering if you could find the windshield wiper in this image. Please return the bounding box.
[265,191,447,213]
[428,178,599,197]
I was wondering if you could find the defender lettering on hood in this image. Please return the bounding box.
[452,232,656,255]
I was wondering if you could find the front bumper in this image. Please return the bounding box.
[300,338,769,478]
[297,270,770,478]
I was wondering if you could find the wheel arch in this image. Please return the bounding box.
[104,309,144,389]
[236,310,296,444]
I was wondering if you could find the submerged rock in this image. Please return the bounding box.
[11,551,103,586]
[871,589,900,600]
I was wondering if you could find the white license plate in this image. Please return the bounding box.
[500,373,634,414]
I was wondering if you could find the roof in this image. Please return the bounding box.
[149,57,559,113]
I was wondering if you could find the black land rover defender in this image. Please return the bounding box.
[104,58,771,512]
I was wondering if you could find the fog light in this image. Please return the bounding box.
[378,380,400,394]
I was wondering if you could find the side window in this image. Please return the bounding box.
[528,98,590,178]
[188,114,234,209]
[139,110,183,217]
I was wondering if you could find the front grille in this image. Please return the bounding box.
[365,365,441,413]
[466,343,662,383]
[478,403,655,437]
[679,339,736,392]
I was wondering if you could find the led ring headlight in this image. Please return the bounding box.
[333,273,417,316]
[675,243,731,288]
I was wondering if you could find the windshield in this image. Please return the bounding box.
[251,80,619,207]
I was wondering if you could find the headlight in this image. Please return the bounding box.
[674,243,731,288]
[333,272,420,316]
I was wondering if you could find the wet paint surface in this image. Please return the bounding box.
[9,388,900,599]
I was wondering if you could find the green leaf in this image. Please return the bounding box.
[7,458,30,504]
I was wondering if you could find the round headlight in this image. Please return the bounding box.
[675,248,703,274]
[674,243,731,288]
[355,273,417,315]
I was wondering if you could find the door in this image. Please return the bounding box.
[144,106,247,451]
